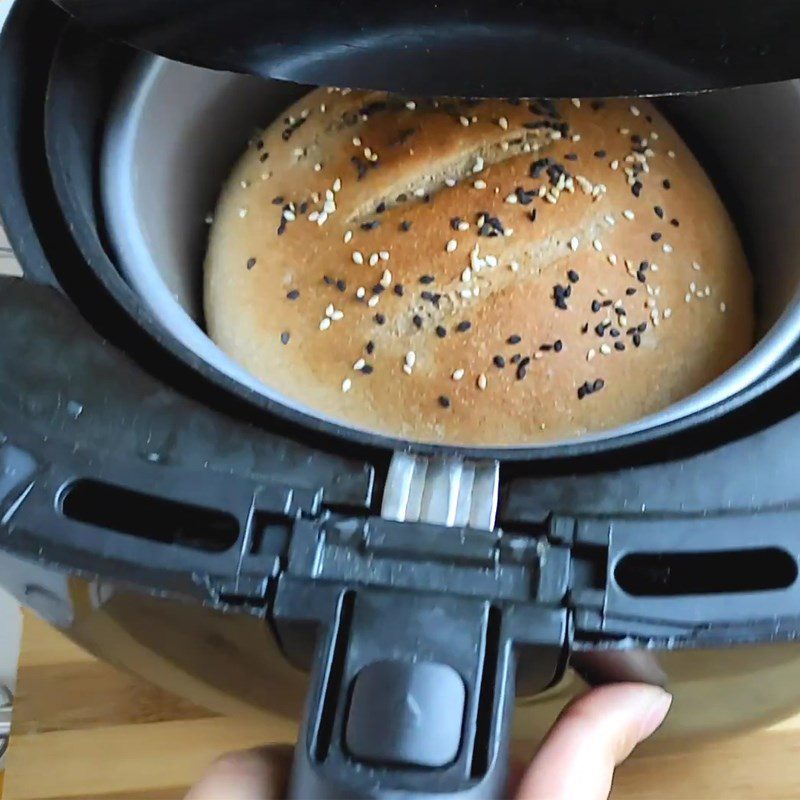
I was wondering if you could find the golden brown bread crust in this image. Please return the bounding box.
[204,91,754,446]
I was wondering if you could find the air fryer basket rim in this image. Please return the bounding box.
[99,53,800,453]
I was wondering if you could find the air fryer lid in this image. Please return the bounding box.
[53,0,800,97]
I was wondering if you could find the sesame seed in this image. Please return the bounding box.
[600,343,612,355]
[485,255,498,267]
[505,193,518,204]
[319,318,331,331]
[456,321,472,333]
[607,254,618,266]
[286,289,300,300]
[353,358,366,371]
[630,104,641,117]
[493,355,506,368]
[331,310,344,321]
[369,253,379,266]
[353,137,361,146]
[413,314,423,328]
[473,179,487,190]
[567,269,580,283]
[356,286,366,300]
[569,236,580,251]
[406,100,416,110]
[668,150,676,158]
[593,239,603,252]
[367,295,380,308]
[452,368,465,381]
[459,116,470,127]
[352,251,364,265]
[720,302,727,312]
[498,116,509,130]
[446,239,458,253]
[333,178,342,192]
[280,331,290,345]
[405,351,416,367]
[586,349,596,361]
[374,313,386,325]
[477,373,487,390]
[380,269,392,287]
[239,207,248,218]
[662,244,673,254]
[664,308,672,319]
[341,377,352,393]
[439,395,451,408]
[509,261,520,272]
[623,210,635,220]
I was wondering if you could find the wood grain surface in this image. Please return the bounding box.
[4,612,800,800]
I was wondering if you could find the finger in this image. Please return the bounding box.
[515,683,672,800]
[185,745,293,800]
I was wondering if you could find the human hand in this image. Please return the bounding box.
[186,683,671,800]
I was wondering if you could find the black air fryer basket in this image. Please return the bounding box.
[4,1,800,797]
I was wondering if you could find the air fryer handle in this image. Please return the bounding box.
[287,590,516,800]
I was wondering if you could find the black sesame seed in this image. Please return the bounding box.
[591,300,601,313]
[529,208,538,222]
[637,322,648,333]
[361,220,380,231]
[636,271,646,283]
[602,299,613,308]
[375,201,387,213]
[594,149,607,158]
[323,275,334,285]
[654,205,664,219]
[412,314,423,328]
[299,202,308,215]
[259,152,269,162]
[592,378,605,392]
[286,289,300,300]
[421,291,434,302]
[272,196,284,205]
[632,180,643,198]
[436,325,447,338]
[554,339,563,352]
[577,383,588,400]
[336,279,347,292]
[401,220,412,231]
[625,287,637,296]
[516,363,528,380]
[438,395,451,409]
[591,100,605,111]
[366,341,375,354]
[255,139,265,150]
[372,284,385,295]
[374,313,386,325]
[663,179,671,190]
[394,284,404,296]
[396,193,408,203]
[246,257,257,270]
[671,218,680,227]
[564,153,578,161]
[567,269,580,283]
[510,353,522,364]
[451,217,463,231]
[539,343,552,352]
[610,328,620,338]
[280,331,290,345]
[361,364,374,374]
[456,321,472,333]
[507,334,522,345]
[633,333,642,347]
[493,355,506,368]
[581,322,589,334]
[614,341,625,351]
[420,275,435,285]
[651,232,662,242]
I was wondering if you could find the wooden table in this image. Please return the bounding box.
[3,613,800,800]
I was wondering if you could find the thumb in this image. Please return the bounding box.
[185,745,293,800]
[515,683,672,800]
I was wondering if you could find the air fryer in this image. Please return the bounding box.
[3,0,800,797]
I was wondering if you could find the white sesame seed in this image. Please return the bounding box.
[720,302,727,312]
[572,134,581,142]
[498,116,509,130]
[477,373,487,390]
[331,310,344,321]
[619,316,628,326]
[380,269,392,287]
[379,250,390,261]
[320,103,327,113]
[668,149,676,159]
[314,163,322,172]
[446,239,458,253]
[406,100,416,110]
[445,178,457,187]
[473,179,487,190]
[662,244,673,254]
[509,261,520,272]
[342,378,352,392]
[604,214,616,226]
[586,349,596,362]
[685,293,692,303]
[610,159,620,171]
[692,261,702,271]
[571,98,581,108]
[534,352,543,360]
[704,286,712,296]
[619,127,630,135]
[204,213,214,224]
[293,147,304,158]
[646,297,656,308]
[323,200,336,214]
[356,286,366,299]
[460,289,473,299]
[569,236,580,252]
[369,253,379,267]
[402,364,412,375]
[650,131,659,141]
[593,239,603,252]
[472,156,485,173]
[689,281,697,292]
[413,187,427,197]
[353,358,366,371]
[405,351,416,367]
[505,194,518,204]
[623,209,635,220]
[320,318,331,331]
[367,295,380,308]
[485,255,498,267]
[239,207,248,218]
[607,254,618,266]
[600,344,612,355]
[352,137,362,146]
[462,268,472,283]
[598,288,609,297]
[325,303,335,317]
[551,130,563,140]
[333,178,342,192]
[240,180,250,189]
[344,231,353,244]
[630,104,641,117]
[352,251,364,265]
[459,116,470,127]
[664,308,672,319]
[457,221,470,232]
[452,369,465,381]
[316,212,328,226]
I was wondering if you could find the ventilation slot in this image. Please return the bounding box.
[615,549,797,597]
[61,479,239,552]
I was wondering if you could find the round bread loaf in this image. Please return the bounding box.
[205,90,753,446]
